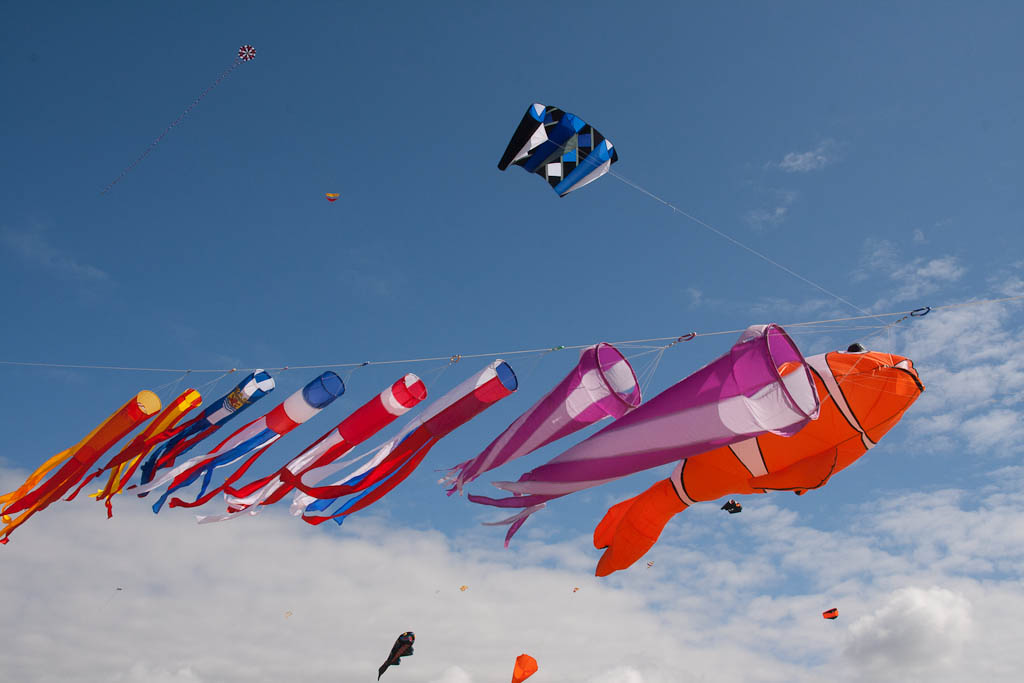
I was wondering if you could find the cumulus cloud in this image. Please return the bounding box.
[589,666,647,683]
[1,226,109,281]
[4,461,1024,683]
[892,298,1023,452]
[0,489,733,683]
[854,240,966,306]
[745,206,788,228]
[112,663,205,683]
[989,261,1024,298]
[844,587,973,672]
[773,140,839,173]
[747,296,837,318]
[745,190,799,230]
[960,409,1024,449]
[430,665,474,683]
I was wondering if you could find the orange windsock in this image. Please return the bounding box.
[91,388,203,515]
[1,391,161,543]
[512,654,538,683]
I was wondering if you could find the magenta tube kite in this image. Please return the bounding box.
[443,343,640,495]
[469,324,820,544]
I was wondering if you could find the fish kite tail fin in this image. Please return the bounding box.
[594,478,688,577]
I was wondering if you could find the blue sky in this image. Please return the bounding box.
[1,2,1023,682]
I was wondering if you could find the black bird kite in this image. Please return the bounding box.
[378,631,415,679]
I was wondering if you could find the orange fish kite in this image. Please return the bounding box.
[593,345,924,576]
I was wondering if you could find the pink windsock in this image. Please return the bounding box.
[444,343,640,495]
[469,324,821,544]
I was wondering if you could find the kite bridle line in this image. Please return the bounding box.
[2,296,1018,376]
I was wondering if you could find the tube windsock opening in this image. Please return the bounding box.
[470,324,819,543]
[303,372,345,408]
[444,343,640,494]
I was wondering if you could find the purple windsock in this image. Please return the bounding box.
[469,324,821,545]
[444,343,641,495]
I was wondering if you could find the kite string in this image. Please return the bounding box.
[100,58,243,195]
[608,169,887,325]
[0,296,1018,375]
[522,132,880,323]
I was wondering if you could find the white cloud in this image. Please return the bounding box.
[112,663,205,683]
[960,409,1023,450]
[989,261,1024,297]
[844,587,973,673]
[745,190,799,230]
[745,206,788,228]
[3,461,1024,683]
[890,298,1024,453]
[430,665,474,683]
[773,140,839,173]
[854,240,966,305]
[997,276,1024,297]
[913,256,966,282]
[1,226,109,281]
[588,666,647,683]
[747,296,837,317]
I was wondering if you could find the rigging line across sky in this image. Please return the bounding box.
[0,297,1018,375]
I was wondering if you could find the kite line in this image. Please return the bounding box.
[498,106,879,323]
[100,45,256,195]
[608,169,888,324]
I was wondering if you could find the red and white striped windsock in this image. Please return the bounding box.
[198,374,427,523]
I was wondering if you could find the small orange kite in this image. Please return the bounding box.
[512,653,538,683]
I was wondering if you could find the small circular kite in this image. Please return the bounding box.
[459,585,468,592]
[238,45,256,61]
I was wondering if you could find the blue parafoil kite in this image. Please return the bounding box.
[498,103,617,197]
